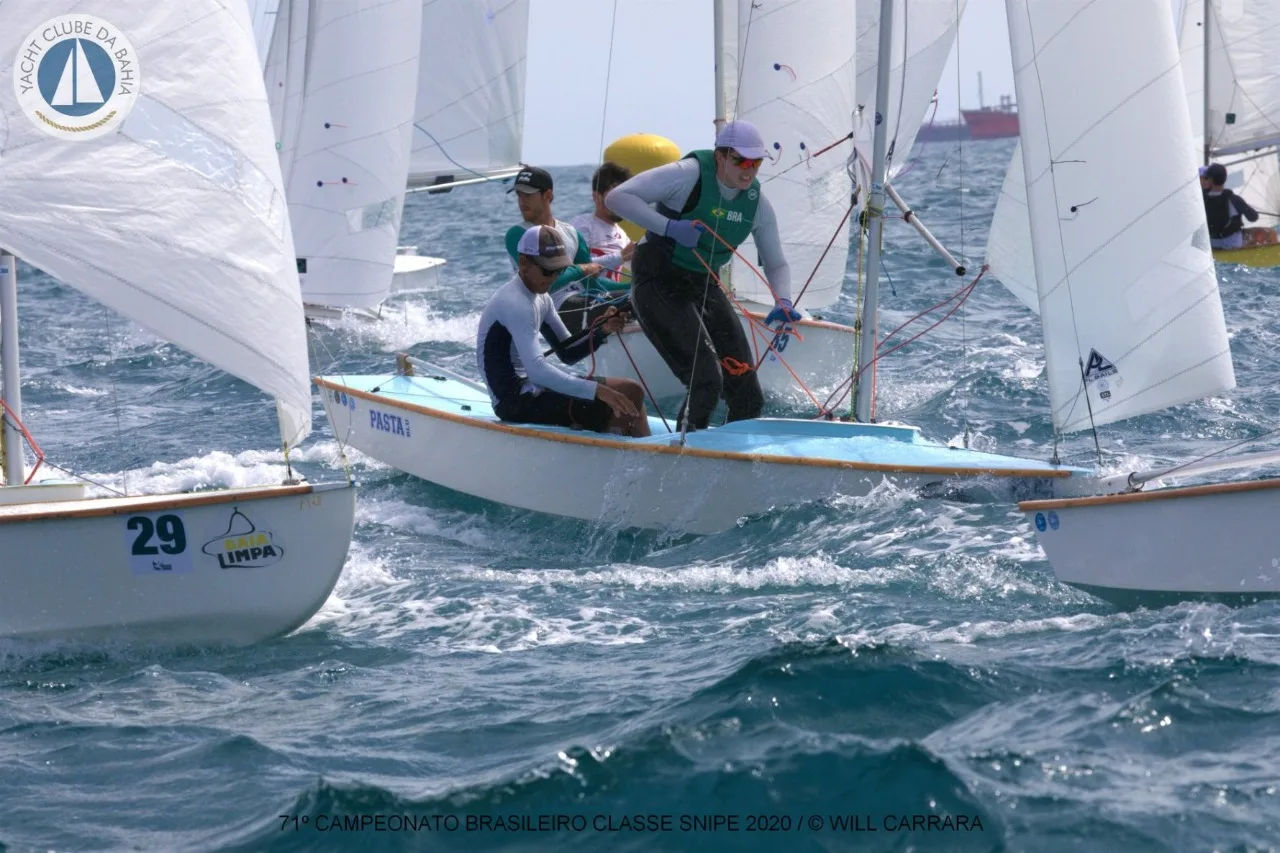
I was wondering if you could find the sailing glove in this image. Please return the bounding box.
[665,219,705,248]
[765,298,803,352]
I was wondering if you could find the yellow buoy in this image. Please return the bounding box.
[602,133,683,241]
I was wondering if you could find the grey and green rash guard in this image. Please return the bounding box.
[603,156,792,301]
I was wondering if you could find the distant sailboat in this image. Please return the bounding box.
[264,0,424,321]
[395,0,533,292]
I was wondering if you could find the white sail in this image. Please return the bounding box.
[986,144,1039,313]
[73,39,104,104]
[409,0,530,188]
[266,0,423,310]
[720,0,858,309]
[248,0,283,68]
[50,49,75,106]
[1005,0,1234,433]
[854,0,967,182]
[1178,0,1280,225]
[0,0,312,446]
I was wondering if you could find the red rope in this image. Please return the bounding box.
[683,227,826,412]
[818,265,988,417]
[0,398,45,484]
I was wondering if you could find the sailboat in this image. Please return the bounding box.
[984,0,1280,604]
[594,0,971,403]
[1177,0,1280,267]
[0,0,357,642]
[393,0,532,291]
[264,0,424,320]
[315,0,1113,535]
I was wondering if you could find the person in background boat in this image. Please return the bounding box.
[567,161,636,329]
[480,225,650,438]
[503,165,608,333]
[603,119,800,431]
[1200,162,1258,250]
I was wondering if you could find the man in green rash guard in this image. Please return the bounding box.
[603,120,800,431]
[503,166,610,333]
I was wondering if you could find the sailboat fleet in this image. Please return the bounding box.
[3,0,1278,650]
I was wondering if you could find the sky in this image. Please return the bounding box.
[522,0,1016,166]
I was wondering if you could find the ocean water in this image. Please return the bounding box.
[3,139,1279,852]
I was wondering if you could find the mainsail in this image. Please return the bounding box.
[409,0,530,188]
[0,0,312,446]
[1002,0,1235,433]
[265,0,423,310]
[717,0,857,309]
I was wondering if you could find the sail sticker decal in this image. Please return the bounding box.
[202,508,284,569]
[1035,512,1047,532]
[1082,349,1118,383]
[14,15,141,141]
[126,512,193,575]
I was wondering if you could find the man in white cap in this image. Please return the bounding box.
[603,119,799,431]
[477,224,650,437]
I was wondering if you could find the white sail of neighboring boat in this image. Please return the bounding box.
[1002,0,1235,434]
[265,0,423,312]
[0,0,356,644]
[853,0,968,183]
[248,0,282,69]
[716,0,857,310]
[409,0,530,190]
[1178,0,1280,226]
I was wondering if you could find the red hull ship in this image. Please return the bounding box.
[960,94,1019,140]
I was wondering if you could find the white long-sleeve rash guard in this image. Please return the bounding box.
[604,158,792,302]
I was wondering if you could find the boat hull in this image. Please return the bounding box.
[318,368,1084,535]
[1212,234,1280,268]
[592,303,855,403]
[1021,478,1280,606]
[0,482,357,643]
[391,249,445,293]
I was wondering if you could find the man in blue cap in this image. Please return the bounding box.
[603,119,799,431]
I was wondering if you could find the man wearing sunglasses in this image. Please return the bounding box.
[478,225,650,437]
[603,119,800,431]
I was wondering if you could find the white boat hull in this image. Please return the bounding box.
[592,302,855,403]
[391,249,445,293]
[318,368,1082,535]
[1022,478,1280,606]
[0,482,357,643]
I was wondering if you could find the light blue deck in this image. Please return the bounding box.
[321,372,1088,476]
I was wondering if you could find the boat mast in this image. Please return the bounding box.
[0,250,23,486]
[1202,0,1212,165]
[852,0,895,423]
[713,0,727,131]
